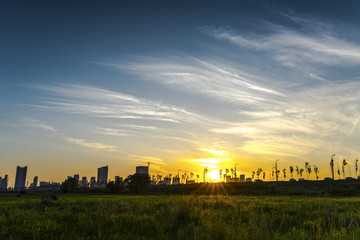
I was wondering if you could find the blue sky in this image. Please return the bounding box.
[1,1,360,185]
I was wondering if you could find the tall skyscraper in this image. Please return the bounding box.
[14,166,27,190]
[32,176,38,189]
[136,166,149,175]
[97,166,108,185]
[0,175,8,190]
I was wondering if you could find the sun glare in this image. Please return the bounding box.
[207,169,221,182]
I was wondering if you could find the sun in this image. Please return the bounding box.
[207,169,221,182]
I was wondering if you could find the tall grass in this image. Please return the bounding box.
[1,195,360,239]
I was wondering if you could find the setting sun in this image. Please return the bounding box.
[207,169,221,182]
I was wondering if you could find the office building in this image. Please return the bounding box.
[81,177,88,187]
[30,176,38,189]
[14,166,27,190]
[90,177,96,186]
[136,166,149,175]
[74,174,79,181]
[0,175,8,190]
[240,174,245,182]
[97,166,108,185]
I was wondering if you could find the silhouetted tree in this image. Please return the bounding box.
[314,165,319,180]
[289,166,294,178]
[190,172,194,179]
[256,168,262,179]
[231,168,234,178]
[283,168,286,180]
[203,168,208,182]
[306,165,312,180]
[125,173,150,191]
[61,177,78,193]
[356,158,359,177]
[225,168,229,180]
[219,169,222,180]
[106,177,124,194]
[252,171,255,179]
[299,168,304,178]
[305,162,310,179]
[330,154,335,180]
[296,166,299,178]
[263,172,266,180]
[196,174,200,183]
[276,169,280,180]
[342,159,347,179]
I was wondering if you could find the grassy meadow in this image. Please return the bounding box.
[1,194,360,239]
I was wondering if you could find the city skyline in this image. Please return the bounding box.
[2,1,360,185]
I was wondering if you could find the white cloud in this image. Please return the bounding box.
[63,136,117,152]
[20,118,118,152]
[207,22,360,68]
[31,84,201,124]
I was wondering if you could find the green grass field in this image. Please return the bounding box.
[1,194,360,240]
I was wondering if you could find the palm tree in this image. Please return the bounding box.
[219,170,222,180]
[196,174,200,183]
[289,166,294,178]
[356,158,358,177]
[190,172,194,179]
[314,165,319,180]
[296,166,299,178]
[299,168,304,178]
[305,162,310,179]
[306,165,312,180]
[330,154,335,180]
[256,168,262,179]
[252,171,255,180]
[342,159,347,179]
[283,168,286,180]
[231,168,234,178]
[203,168,208,182]
[263,172,266,181]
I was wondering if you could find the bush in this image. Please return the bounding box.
[61,178,78,193]
[125,174,150,192]
[106,178,124,194]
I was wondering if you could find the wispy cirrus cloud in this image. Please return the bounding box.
[205,20,360,69]
[20,119,117,152]
[111,57,285,105]
[29,84,201,123]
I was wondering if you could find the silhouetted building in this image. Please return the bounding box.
[0,175,8,190]
[40,181,50,187]
[172,177,180,185]
[226,176,239,183]
[136,166,148,175]
[81,177,88,187]
[163,177,171,185]
[74,174,79,181]
[97,166,108,185]
[90,177,96,186]
[14,166,27,190]
[30,176,38,189]
[186,179,195,184]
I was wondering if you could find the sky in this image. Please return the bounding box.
[1,0,360,186]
